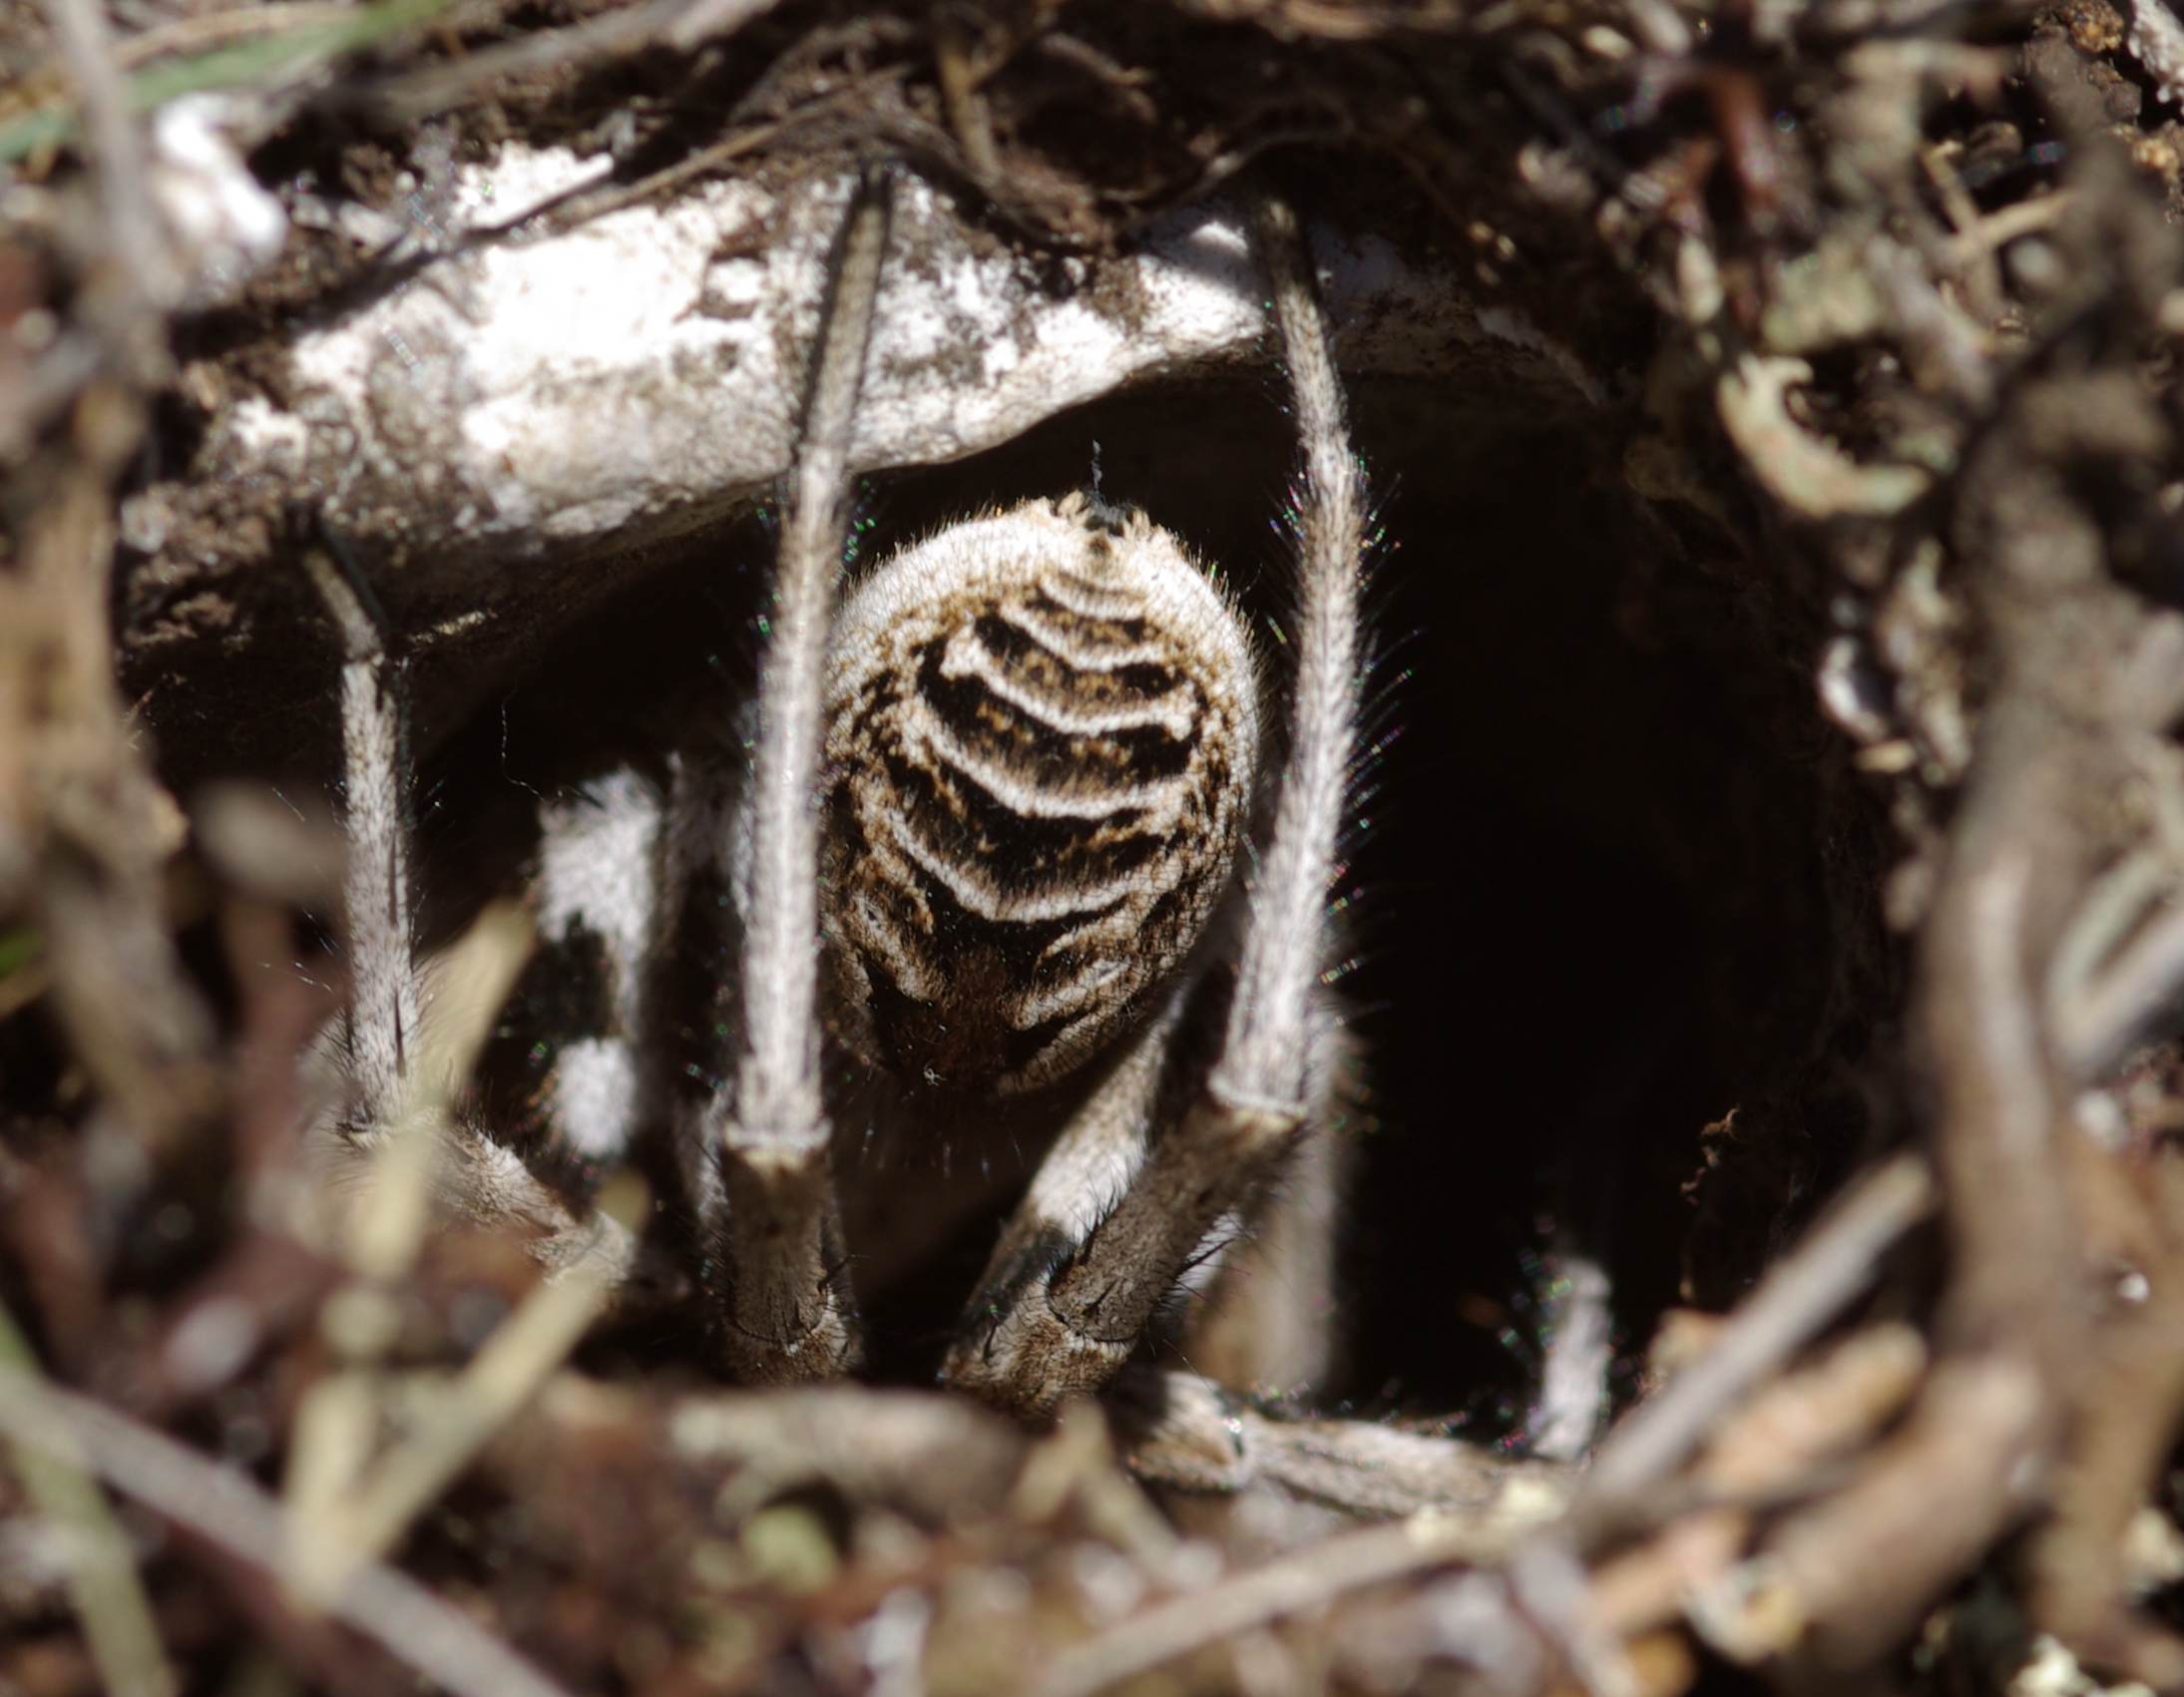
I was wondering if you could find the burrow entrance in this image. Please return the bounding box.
[394,364,1875,1414]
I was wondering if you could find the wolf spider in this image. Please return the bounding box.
[305,171,1535,1519]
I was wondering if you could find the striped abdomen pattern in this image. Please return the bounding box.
[821,494,1259,1094]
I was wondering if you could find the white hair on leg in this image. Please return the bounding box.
[711,170,893,1382]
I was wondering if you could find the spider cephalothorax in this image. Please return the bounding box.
[301,171,1486,1510]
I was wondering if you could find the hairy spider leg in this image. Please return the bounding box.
[704,171,893,1383]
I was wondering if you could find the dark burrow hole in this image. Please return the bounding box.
[852,373,1841,1420]
[102,357,1855,1419]
[379,364,1849,1419]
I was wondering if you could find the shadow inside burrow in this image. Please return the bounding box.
[109,350,1856,1420]
[437,366,1845,1412]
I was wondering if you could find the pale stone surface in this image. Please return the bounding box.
[220,147,1526,573]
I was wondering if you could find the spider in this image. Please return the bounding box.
[302,169,1541,1517]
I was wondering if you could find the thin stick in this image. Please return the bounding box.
[1574,1151,1937,1534]
[1032,1513,1530,1697]
[39,0,173,318]
[665,0,785,49]
[2,0,457,166]
[934,15,1003,185]
[297,1180,636,1598]
[0,1367,575,1697]
[535,81,893,234]
[2057,889,2184,1080]
[0,1302,177,1697]
[110,4,363,71]
[365,0,687,121]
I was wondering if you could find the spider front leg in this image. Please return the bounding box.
[304,542,638,1284]
[305,543,420,1143]
[705,173,891,1384]
[944,194,1367,1417]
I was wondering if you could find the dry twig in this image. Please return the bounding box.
[0,1299,177,1697]
[0,1366,575,1697]
[1574,1153,1936,1540]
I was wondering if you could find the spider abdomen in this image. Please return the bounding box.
[822,495,1259,1095]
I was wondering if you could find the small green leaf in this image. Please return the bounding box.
[0,0,458,166]
[0,929,41,981]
